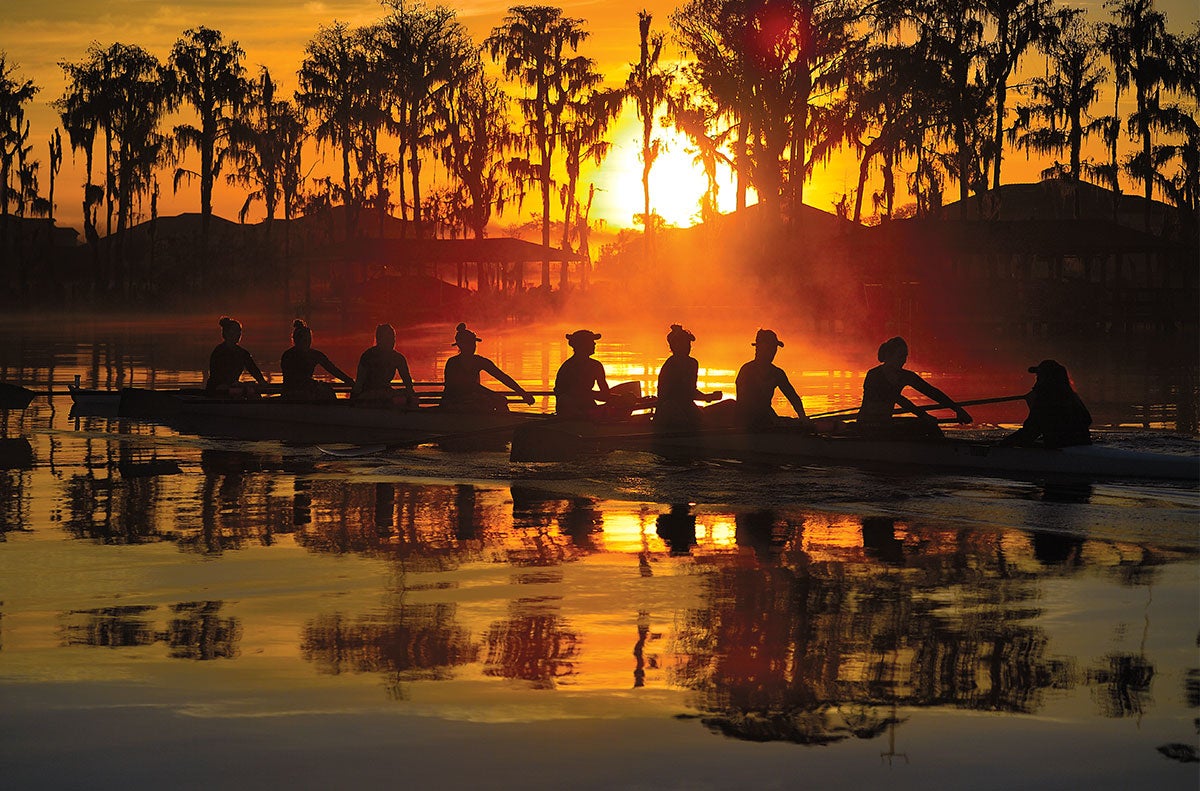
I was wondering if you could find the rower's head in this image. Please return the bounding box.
[566,329,601,356]
[218,316,242,344]
[453,322,480,354]
[752,329,783,362]
[1028,359,1072,392]
[667,324,694,355]
[375,323,396,350]
[877,336,908,368]
[292,319,313,350]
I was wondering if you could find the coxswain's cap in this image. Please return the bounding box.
[1028,359,1064,375]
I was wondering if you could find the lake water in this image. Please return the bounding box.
[1,315,1197,789]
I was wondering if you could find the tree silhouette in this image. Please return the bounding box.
[168,26,248,271]
[1105,0,1174,230]
[297,21,370,242]
[379,1,475,239]
[57,43,172,294]
[487,5,592,288]
[228,68,286,232]
[904,0,991,210]
[558,80,621,287]
[672,0,756,212]
[666,90,735,224]
[0,54,38,289]
[844,39,928,222]
[981,0,1055,191]
[626,10,672,257]
[1147,23,1198,233]
[54,51,104,287]
[438,62,513,244]
[1010,9,1109,184]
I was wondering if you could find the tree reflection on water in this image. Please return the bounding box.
[45,463,1197,746]
[58,601,240,660]
[301,604,480,699]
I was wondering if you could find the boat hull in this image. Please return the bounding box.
[511,420,1200,482]
[114,387,545,445]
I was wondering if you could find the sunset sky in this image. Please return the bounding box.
[2,0,1196,237]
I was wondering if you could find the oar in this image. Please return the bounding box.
[809,394,1028,421]
[318,416,564,458]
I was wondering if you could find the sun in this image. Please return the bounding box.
[588,114,739,229]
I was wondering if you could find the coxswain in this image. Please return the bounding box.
[654,324,721,429]
[441,323,534,412]
[999,359,1092,448]
[856,336,970,436]
[351,323,416,407]
[207,316,268,397]
[280,319,354,401]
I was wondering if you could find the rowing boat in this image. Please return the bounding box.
[510,419,1200,482]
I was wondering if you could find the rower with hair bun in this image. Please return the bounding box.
[654,324,722,429]
[207,316,268,397]
[856,336,970,437]
[441,322,534,412]
[280,319,354,401]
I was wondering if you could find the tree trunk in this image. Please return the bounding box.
[540,152,551,288]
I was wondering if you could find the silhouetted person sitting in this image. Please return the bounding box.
[280,319,353,401]
[857,336,970,437]
[554,329,611,420]
[441,322,534,412]
[351,323,416,407]
[207,316,268,397]
[654,324,721,429]
[733,329,812,430]
[1000,359,1092,448]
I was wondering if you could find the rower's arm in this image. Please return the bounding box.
[910,377,971,422]
[778,374,810,420]
[317,352,354,385]
[594,366,610,400]
[245,352,268,385]
[397,357,416,395]
[484,359,534,404]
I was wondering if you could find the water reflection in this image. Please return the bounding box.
[302,605,479,699]
[483,602,580,690]
[2,413,1193,752]
[59,601,240,659]
[672,514,1082,744]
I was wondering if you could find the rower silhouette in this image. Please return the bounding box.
[441,322,533,412]
[280,319,353,401]
[206,316,267,397]
[856,336,970,437]
[1000,359,1092,448]
[554,329,610,419]
[732,329,812,430]
[351,323,416,407]
[654,324,722,429]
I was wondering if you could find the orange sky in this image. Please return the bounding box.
[2,0,1196,237]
